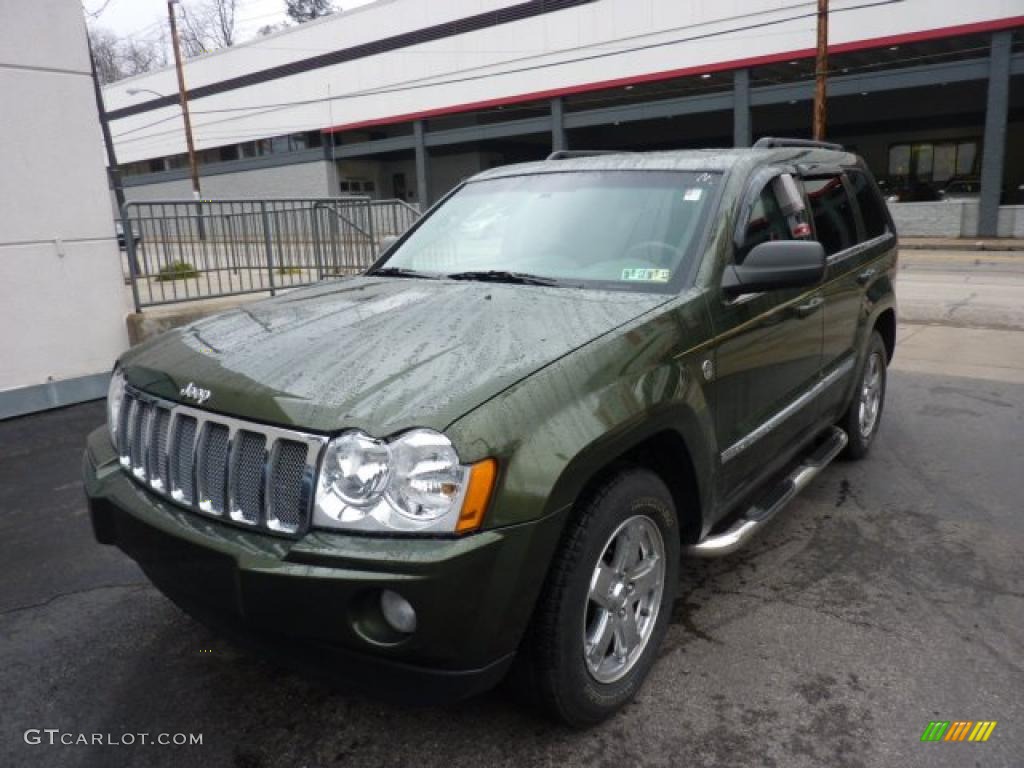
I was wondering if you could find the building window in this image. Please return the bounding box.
[888,145,911,178]
[339,178,376,197]
[888,140,979,183]
[122,161,150,177]
[240,140,272,158]
[956,142,977,177]
[289,131,322,151]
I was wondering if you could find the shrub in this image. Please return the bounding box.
[155,261,200,281]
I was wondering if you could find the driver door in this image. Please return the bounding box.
[712,173,825,506]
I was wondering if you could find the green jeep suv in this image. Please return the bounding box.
[84,139,897,725]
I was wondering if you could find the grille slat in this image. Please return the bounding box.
[148,407,172,491]
[267,440,309,533]
[229,431,266,525]
[170,415,198,504]
[117,394,135,463]
[115,387,323,537]
[197,424,230,515]
[129,401,150,479]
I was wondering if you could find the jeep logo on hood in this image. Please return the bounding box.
[179,381,212,405]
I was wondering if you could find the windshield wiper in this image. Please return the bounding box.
[368,266,439,279]
[446,270,564,286]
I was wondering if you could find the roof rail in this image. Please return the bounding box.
[545,150,631,161]
[753,137,844,152]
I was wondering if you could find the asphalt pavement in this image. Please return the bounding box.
[897,248,1024,330]
[2,253,1023,768]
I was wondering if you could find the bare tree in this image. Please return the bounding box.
[179,0,239,57]
[257,22,289,37]
[213,0,239,46]
[88,26,123,84]
[87,25,169,84]
[122,34,168,74]
[285,0,336,24]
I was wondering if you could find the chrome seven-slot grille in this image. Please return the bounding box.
[116,387,327,536]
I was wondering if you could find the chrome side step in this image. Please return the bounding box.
[685,427,848,558]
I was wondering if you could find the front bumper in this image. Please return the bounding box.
[83,427,566,703]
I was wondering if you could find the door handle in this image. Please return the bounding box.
[857,268,877,285]
[795,296,824,317]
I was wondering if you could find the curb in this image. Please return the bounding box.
[900,241,1024,252]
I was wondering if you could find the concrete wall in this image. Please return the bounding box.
[890,202,1024,238]
[117,150,493,210]
[0,0,129,418]
[120,158,334,204]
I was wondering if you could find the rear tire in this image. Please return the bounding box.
[839,330,888,460]
[515,468,680,726]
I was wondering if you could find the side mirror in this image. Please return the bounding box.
[722,240,825,297]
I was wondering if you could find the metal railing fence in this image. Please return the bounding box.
[121,197,421,311]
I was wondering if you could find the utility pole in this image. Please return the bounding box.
[813,0,829,141]
[167,0,201,199]
[87,35,139,274]
[87,39,125,215]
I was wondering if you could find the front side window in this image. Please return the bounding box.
[737,174,811,262]
[803,176,858,256]
[376,171,720,291]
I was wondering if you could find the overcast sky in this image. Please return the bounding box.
[83,0,376,45]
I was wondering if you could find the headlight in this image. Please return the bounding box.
[320,432,392,508]
[314,429,496,535]
[107,367,126,448]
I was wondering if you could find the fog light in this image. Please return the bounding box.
[380,590,417,634]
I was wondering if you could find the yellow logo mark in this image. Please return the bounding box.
[967,721,998,742]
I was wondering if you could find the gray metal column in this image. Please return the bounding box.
[323,135,340,195]
[551,97,568,152]
[414,120,431,209]
[733,69,752,148]
[979,31,1012,237]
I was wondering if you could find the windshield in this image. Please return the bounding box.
[375,170,720,290]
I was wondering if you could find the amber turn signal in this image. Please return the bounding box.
[456,459,497,533]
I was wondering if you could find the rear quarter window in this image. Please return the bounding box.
[803,176,859,256]
[847,171,889,239]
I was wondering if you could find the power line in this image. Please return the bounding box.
[111,0,903,143]
[113,41,985,155]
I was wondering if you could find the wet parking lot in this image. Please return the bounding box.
[1,362,1022,768]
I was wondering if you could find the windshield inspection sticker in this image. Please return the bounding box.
[622,268,671,282]
[684,188,704,201]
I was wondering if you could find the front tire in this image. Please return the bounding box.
[516,468,680,726]
[839,330,888,460]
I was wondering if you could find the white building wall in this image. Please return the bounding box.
[0,0,129,417]
[103,0,1023,163]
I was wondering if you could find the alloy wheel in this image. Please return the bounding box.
[582,514,666,684]
[858,352,883,438]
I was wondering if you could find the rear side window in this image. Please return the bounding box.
[803,176,858,255]
[847,171,889,239]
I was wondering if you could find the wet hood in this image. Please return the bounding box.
[122,276,668,435]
